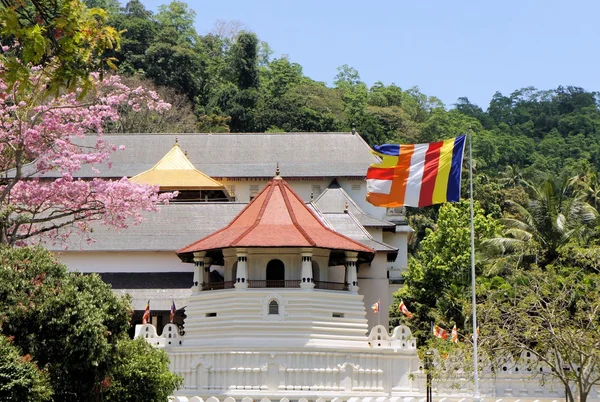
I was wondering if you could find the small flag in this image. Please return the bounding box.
[366,135,466,208]
[142,300,150,324]
[170,300,177,323]
[398,300,413,319]
[433,324,449,339]
[371,300,380,314]
[451,325,458,343]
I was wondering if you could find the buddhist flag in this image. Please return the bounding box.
[398,300,413,319]
[142,300,150,324]
[170,300,177,323]
[371,300,380,314]
[366,135,466,208]
[433,324,449,339]
[451,325,459,343]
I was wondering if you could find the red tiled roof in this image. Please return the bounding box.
[177,176,374,256]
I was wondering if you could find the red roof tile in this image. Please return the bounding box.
[177,177,374,256]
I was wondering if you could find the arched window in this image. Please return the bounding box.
[266,259,285,287]
[268,300,279,315]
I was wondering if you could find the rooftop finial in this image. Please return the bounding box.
[351,126,356,135]
[275,162,280,178]
[175,136,179,144]
[184,150,188,157]
[344,202,349,213]
[310,192,314,201]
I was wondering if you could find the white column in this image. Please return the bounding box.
[300,248,314,289]
[192,251,206,293]
[235,248,248,289]
[346,251,359,293]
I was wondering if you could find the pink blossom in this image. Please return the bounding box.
[0,67,174,247]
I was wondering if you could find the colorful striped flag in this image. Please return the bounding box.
[398,300,413,319]
[142,300,150,324]
[170,300,177,323]
[366,135,466,208]
[432,324,449,339]
[451,325,459,343]
[371,300,380,314]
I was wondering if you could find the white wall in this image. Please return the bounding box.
[358,253,390,329]
[56,251,191,273]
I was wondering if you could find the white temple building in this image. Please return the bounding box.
[44,132,593,401]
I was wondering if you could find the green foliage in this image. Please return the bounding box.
[478,265,600,402]
[393,201,500,345]
[100,338,183,402]
[0,0,121,93]
[484,178,598,269]
[0,246,181,401]
[0,335,52,401]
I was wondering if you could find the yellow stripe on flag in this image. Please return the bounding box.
[432,138,456,204]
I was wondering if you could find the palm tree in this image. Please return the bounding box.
[484,178,598,269]
[498,164,531,188]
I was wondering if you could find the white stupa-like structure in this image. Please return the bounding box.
[136,173,420,400]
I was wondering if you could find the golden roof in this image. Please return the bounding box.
[130,143,225,190]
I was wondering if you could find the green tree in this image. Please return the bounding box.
[484,178,598,269]
[0,246,181,401]
[110,0,157,75]
[478,265,600,402]
[145,1,205,102]
[0,335,52,401]
[0,0,121,93]
[100,338,182,402]
[393,201,500,345]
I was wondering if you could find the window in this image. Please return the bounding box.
[352,183,361,191]
[311,184,322,196]
[228,185,236,201]
[250,184,259,200]
[268,300,279,315]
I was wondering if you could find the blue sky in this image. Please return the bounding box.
[139,0,598,109]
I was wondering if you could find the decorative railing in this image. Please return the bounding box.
[314,281,348,291]
[247,280,301,288]
[202,281,234,291]
[200,280,348,291]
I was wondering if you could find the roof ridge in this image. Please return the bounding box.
[93,132,355,137]
[280,179,317,247]
[230,178,276,246]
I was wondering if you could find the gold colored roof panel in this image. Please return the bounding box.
[130,143,224,190]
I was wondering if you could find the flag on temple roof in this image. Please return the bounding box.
[170,300,177,323]
[142,300,150,324]
[398,300,413,319]
[366,135,466,208]
[371,300,380,314]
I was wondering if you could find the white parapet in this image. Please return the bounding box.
[135,323,183,347]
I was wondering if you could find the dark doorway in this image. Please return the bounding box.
[266,259,285,287]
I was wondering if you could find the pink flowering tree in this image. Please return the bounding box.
[0,62,174,246]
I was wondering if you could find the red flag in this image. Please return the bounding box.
[398,300,413,319]
[451,325,458,343]
[142,300,150,324]
[169,300,177,323]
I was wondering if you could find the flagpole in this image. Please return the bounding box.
[468,131,480,401]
